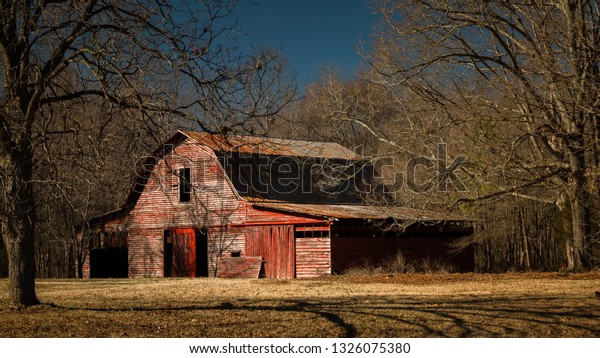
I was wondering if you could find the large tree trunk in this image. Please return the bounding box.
[566,148,590,271]
[0,147,40,306]
[567,187,589,271]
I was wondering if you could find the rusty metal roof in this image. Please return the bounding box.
[249,201,465,222]
[181,130,362,160]
[80,130,469,230]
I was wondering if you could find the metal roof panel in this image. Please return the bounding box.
[249,201,465,222]
[181,130,362,160]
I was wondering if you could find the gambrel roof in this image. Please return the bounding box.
[179,130,383,205]
[82,130,466,228]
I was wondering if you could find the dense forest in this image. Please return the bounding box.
[1,1,599,298]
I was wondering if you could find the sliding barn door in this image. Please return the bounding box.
[246,225,295,279]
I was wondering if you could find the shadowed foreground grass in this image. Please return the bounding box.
[1,273,599,337]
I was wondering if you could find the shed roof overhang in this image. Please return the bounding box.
[248,201,469,223]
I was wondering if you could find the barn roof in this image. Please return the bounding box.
[182,131,362,160]
[217,152,379,205]
[161,130,378,205]
[109,130,373,211]
[79,130,469,229]
[249,201,462,222]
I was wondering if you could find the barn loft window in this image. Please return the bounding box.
[179,167,191,202]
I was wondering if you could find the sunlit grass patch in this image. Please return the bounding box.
[1,273,599,337]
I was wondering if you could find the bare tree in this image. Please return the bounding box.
[271,67,470,213]
[272,69,394,150]
[0,0,295,306]
[34,100,167,278]
[369,0,600,270]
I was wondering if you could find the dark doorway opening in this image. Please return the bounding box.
[89,248,128,278]
[195,229,209,277]
[164,228,208,277]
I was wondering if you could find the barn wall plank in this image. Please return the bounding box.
[295,236,331,278]
[128,228,163,278]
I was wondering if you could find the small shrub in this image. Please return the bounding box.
[344,252,456,275]
[344,259,381,276]
[413,256,456,274]
[382,252,415,273]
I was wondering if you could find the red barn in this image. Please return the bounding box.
[78,131,473,279]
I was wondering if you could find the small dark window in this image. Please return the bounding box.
[231,250,241,257]
[179,168,191,202]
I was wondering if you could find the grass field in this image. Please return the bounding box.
[1,272,599,337]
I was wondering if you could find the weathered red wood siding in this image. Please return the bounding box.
[294,224,331,278]
[208,226,245,277]
[242,206,330,278]
[82,138,338,279]
[216,256,263,278]
[246,205,322,224]
[295,236,331,277]
[129,141,246,227]
[127,227,163,277]
[244,207,332,278]
[123,138,248,277]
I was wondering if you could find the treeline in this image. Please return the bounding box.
[268,72,599,272]
[266,0,600,272]
[2,0,599,279]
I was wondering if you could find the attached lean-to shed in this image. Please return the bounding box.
[78,130,473,279]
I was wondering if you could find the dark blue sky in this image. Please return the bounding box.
[234,0,377,86]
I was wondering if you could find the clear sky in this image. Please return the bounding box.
[234,0,377,87]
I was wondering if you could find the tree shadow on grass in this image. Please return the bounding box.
[49,294,600,337]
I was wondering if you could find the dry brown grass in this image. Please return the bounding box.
[1,272,599,337]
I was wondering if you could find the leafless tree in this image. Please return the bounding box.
[368,0,600,270]
[34,100,168,278]
[0,0,295,306]
[271,67,469,213]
